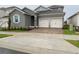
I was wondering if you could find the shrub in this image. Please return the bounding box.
[1,27,7,31]
[0,27,29,31]
[63,25,69,29]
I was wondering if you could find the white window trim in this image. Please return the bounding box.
[13,14,20,24]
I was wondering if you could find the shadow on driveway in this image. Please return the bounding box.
[0,47,29,54]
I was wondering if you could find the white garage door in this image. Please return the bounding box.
[39,16,63,28]
[50,19,62,28]
[39,17,49,27]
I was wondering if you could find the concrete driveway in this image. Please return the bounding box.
[29,28,63,34]
[0,31,79,54]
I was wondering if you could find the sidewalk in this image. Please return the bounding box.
[64,35,79,40]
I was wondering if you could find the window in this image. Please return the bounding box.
[13,14,20,23]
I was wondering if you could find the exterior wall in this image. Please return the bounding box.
[68,15,78,26]
[25,15,31,27]
[0,17,8,28]
[77,14,79,26]
[0,10,5,18]
[0,7,15,18]
[10,10,28,28]
[0,17,8,21]
[67,19,71,25]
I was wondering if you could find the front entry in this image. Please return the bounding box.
[31,16,34,26]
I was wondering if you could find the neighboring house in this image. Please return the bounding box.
[0,6,18,28]
[64,20,67,25]
[0,5,65,29]
[67,12,79,31]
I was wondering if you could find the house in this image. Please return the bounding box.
[67,12,79,31]
[8,5,65,29]
[0,6,18,27]
[34,5,65,28]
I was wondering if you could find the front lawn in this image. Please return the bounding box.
[64,29,75,35]
[0,34,13,38]
[64,29,79,35]
[66,40,79,48]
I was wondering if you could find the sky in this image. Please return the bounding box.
[0,5,79,21]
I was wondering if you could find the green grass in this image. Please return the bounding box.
[0,34,13,38]
[64,29,75,35]
[64,29,79,35]
[66,40,79,48]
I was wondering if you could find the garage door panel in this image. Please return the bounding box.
[39,16,63,28]
[39,17,49,27]
[50,19,62,28]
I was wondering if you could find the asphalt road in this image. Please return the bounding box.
[0,47,29,54]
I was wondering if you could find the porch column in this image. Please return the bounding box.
[34,15,37,28]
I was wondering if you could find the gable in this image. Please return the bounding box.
[22,7,35,15]
[9,9,25,17]
[34,6,49,12]
[9,8,31,16]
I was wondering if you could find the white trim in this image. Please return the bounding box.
[13,14,20,24]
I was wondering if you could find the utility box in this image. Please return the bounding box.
[75,26,79,31]
[69,24,73,31]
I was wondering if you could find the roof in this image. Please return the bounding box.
[0,6,19,18]
[22,7,35,15]
[0,6,35,16]
[0,5,65,18]
[34,5,64,14]
[68,12,79,19]
[9,8,31,15]
[48,5,64,9]
[34,5,50,12]
[0,6,18,11]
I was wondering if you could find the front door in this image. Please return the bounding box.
[31,16,34,26]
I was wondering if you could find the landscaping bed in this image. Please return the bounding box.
[0,27,31,32]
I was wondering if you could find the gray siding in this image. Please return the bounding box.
[25,15,31,27]
[68,14,78,26]
[9,9,31,28]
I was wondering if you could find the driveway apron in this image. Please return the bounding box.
[0,31,79,53]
